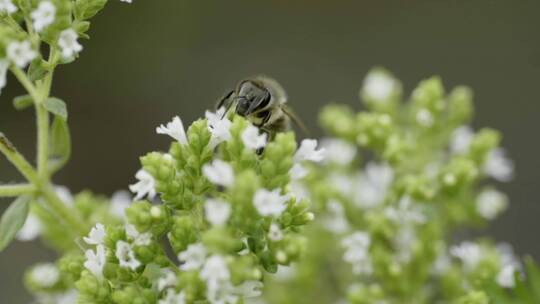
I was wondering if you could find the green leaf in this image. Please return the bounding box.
[28,59,48,82]
[74,0,108,20]
[12,95,33,111]
[44,97,68,120]
[48,117,71,175]
[0,196,30,252]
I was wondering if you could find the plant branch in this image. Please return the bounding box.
[0,133,39,183]
[0,184,35,197]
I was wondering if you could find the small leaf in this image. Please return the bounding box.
[13,95,33,110]
[49,116,71,175]
[28,59,48,82]
[75,0,107,20]
[0,196,30,251]
[44,97,68,120]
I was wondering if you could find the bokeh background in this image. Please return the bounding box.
[1,0,540,302]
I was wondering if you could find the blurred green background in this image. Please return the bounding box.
[1,0,540,302]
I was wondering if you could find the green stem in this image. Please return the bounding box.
[0,133,39,183]
[0,184,35,197]
[36,103,49,179]
[10,66,39,100]
[41,184,88,235]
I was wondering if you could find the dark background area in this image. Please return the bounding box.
[1,0,540,302]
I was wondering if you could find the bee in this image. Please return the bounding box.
[217,76,307,139]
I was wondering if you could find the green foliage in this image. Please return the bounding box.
[0,196,29,251]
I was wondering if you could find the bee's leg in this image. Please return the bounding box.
[216,89,235,111]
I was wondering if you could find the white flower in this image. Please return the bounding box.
[0,59,9,95]
[156,116,188,144]
[323,200,349,234]
[205,199,231,226]
[393,225,417,263]
[341,232,372,275]
[484,148,514,182]
[58,29,83,59]
[294,139,325,162]
[432,253,451,275]
[84,223,106,245]
[157,269,177,291]
[178,243,207,271]
[274,265,296,282]
[497,264,517,288]
[206,280,238,304]
[320,138,357,165]
[0,0,17,14]
[496,243,521,288]
[203,159,234,188]
[16,214,42,241]
[120,0,132,3]
[125,224,152,246]
[7,40,37,68]
[31,1,56,33]
[362,71,396,101]
[289,181,310,202]
[55,185,74,206]
[476,189,507,220]
[206,108,232,148]
[241,124,267,150]
[31,263,59,287]
[200,255,230,283]
[116,240,141,270]
[84,244,106,279]
[159,289,186,304]
[268,223,283,241]
[110,190,131,220]
[450,126,474,154]
[354,162,394,209]
[253,188,289,217]
[129,169,156,200]
[450,241,482,272]
[384,196,426,225]
[289,163,308,180]
[416,108,434,127]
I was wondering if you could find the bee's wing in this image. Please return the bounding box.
[282,104,309,136]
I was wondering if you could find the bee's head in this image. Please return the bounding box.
[236,81,270,117]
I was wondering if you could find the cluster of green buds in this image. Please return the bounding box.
[20,109,318,303]
[264,68,526,304]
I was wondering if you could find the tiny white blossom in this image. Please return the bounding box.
[242,124,267,150]
[235,280,264,298]
[116,240,141,270]
[0,0,17,14]
[205,199,231,226]
[55,185,74,206]
[416,108,434,127]
[7,40,37,68]
[206,280,238,304]
[16,214,42,241]
[0,59,9,95]
[84,244,106,279]
[496,243,521,288]
[393,225,417,263]
[268,223,283,241]
[320,138,357,165]
[156,116,188,144]
[294,139,325,162]
[354,162,394,209]
[206,108,232,148]
[450,241,482,272]
[203,159,235,188]
[125,224,152,246]
[484,148,514,182]
[384,196,426,225]
[58,29,83,59]
[110,190,131,220]
[274,265,296,282]
[83,223,106,245]
[497,264,517,288]
[476,189,507,220]
[31,1,56,33]
[31,263,59,287]
[341,232,372,275]
[289,163,308,180]
[200,255,230,283]
[129,169,156,200]
[362,71,396,101]
[289,181,310,202]
[450,126,474,154]
[178,243,207,271]
[253,188,289,217]
[158,289,185,304]
[157,269,177,291]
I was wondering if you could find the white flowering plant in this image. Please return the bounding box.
[0,2,539,304]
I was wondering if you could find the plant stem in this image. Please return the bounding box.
[0,133,39,183]
[41,184,88,235]
[0,184,35,197]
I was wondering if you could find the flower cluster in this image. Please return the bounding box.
[20,111,317,303]
[263,68,527,304]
